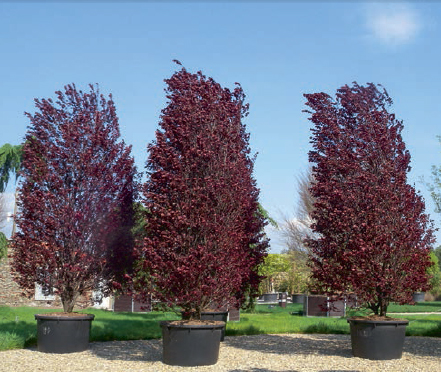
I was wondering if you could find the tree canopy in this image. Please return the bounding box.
[305,82,434,316]
[135,66,268,319]
[11,84,137,312]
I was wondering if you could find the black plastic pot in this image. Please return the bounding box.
[180,310,228,341]
[303,295,328,316]
[200,311,228,341]
[412,292,425,303]
[291,294,305,304]
[348,318,409,360]
[161,320,224,366]
[262,293,278,303]
[35,313,95,353]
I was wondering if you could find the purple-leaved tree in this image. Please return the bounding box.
[304,82,435,317]
[11,84,137,313]
[135,66,268,320]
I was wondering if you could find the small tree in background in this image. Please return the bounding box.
[258,253,290,293]
[434,246,441,270]
[135,66,268,320]
[281,169,315,255]
[11,84,137,313]
[280,168,315,293]
[305,82,435,317]
[428,251,441,298]
[426,135,441,214]
[0,143,23,193]
[426,139,441,298]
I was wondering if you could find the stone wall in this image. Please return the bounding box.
[0,250,35,307]
[0,248,92,310]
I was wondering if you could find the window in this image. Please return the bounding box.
[34,283,55,301]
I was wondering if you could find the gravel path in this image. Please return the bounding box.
[1,334,441,372]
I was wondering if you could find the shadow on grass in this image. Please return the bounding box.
[408,302,441,308]
[244,304,303,315]
[85,310,174,320]
[0,321,36,348]
[226,324,263,336]
[303,321,347,335]
[405,319,441,337]
[89,317,169,342]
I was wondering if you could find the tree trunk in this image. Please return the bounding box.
[369,302,379,315]
[379,302,388,317]
[61,289,79,313]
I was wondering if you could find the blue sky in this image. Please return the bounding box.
[1,2,441,251]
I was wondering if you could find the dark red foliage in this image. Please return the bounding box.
[304,82,435,316]
[11,84,137,312]
[135,67,268,319]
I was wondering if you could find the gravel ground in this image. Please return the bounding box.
[1,334,441,372]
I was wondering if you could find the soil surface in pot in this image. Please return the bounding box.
[349,315,405,321]
[167,320,225,326]
[35,312,92,317]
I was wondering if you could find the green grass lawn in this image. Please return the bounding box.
[229,303,349,336]
[386,302,441,313]
[235,303,441,337]
[1,302,440,352]
[0,306,181,350]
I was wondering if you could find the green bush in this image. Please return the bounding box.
[429,251,441,296]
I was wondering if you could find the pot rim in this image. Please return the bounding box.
[181,310,229,315]
[200,310,228,315]
[35,313,95,321]
[347,317,409,325]
[161,320,225,329]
